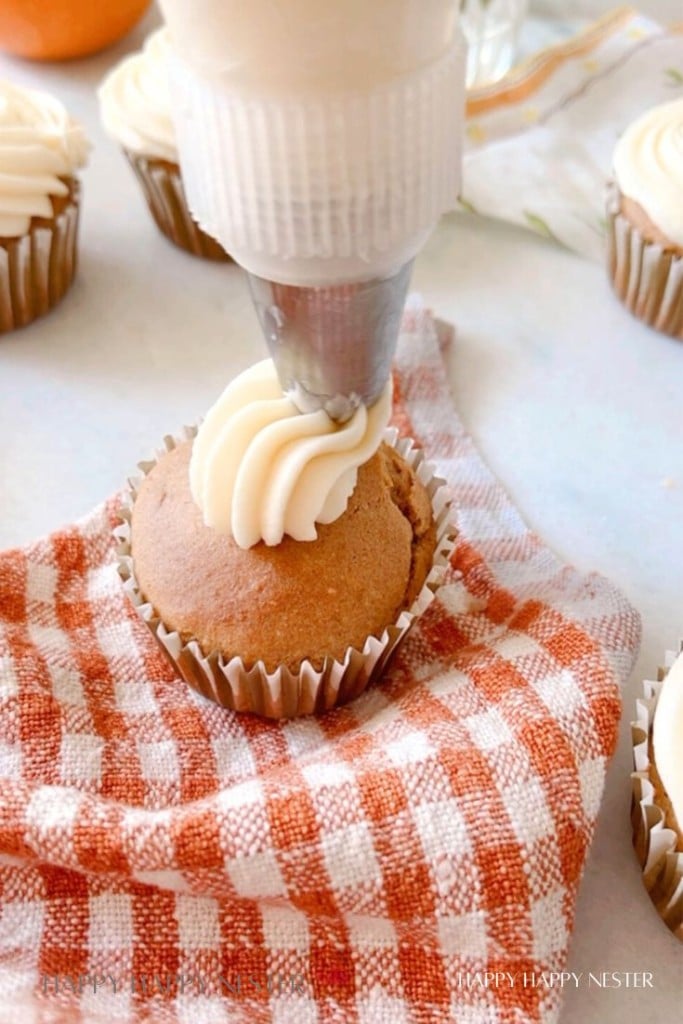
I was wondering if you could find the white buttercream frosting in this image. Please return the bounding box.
[159,0,457,91]
[652,649,683,833]
[98,28,176,163]
[613,98,683,248]
[189,359,392,548]
[157,0,464,286]
[0,80,89,238]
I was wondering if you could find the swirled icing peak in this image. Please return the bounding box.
[0,80,89,237]
[98,29,176,163]
[189,360,392,548]
[652,649,683,833]
[613,98,683,247]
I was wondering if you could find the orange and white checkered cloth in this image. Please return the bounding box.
[0,305,639,1024]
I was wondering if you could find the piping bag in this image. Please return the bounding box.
[159,0,465,421]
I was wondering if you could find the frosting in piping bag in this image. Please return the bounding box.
[613,98,683,248]
[159,0,457,91]
[0,80,89,237]
[190,360,392,548]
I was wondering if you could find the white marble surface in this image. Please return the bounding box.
[0,5,682,1023]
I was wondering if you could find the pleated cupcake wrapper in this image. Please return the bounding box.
[606,181,683,341]
[631,641,683,940]
[0,181,80,334]
[124,152,231,263]
[115,425,457,719]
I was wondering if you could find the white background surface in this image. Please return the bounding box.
[0,3,681,1023]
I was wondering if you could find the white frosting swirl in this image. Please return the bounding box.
[613,98,683,247]
[652,649,683,833]
[0,80,89,238]
[190,359,392,548]
[98,29,177,163]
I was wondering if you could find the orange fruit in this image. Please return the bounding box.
[0,0,152,62]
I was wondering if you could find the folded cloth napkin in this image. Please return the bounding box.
[0,304,639,1024]
[463,8,683,260]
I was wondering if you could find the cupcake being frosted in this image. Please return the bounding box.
[607,98,683,340]
[119,360,453,718]
[98,28,230,261]
[0,80,89,333]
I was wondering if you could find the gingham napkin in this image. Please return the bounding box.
[0,304,640,1024]
[463,9,683,260]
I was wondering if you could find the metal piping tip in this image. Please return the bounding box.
[246,260,413,422]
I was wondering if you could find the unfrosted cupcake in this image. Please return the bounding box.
[0,80,89,333]
[607,98,683,341]
[117,362,454,718]
[631,645,683,940]
[98,28,229,262]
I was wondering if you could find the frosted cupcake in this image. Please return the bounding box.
[631,645,683,939]
[607,98,683,341]
[98,28,229,262]
[116,363,454,718]
[0,80,89,333]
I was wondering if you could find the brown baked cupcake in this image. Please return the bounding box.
[116,363,454,718]
[131,438,436,672]
[0,81,89,333]
[607,98,683,340]
[631,645,683,940]
[98,28,230,262]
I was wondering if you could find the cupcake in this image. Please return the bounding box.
[98,28,230,262]
[116,362,454,718]
[0,80,89,333]
[607,98,683,341]
[631,644,683,939]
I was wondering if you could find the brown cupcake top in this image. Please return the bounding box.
[131,440,437,672]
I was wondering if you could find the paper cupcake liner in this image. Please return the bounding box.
[115,426,457,719]
[606,181,683,341]
[124,152,231,263]
[630,641,683,940]
[0,179,80,334]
